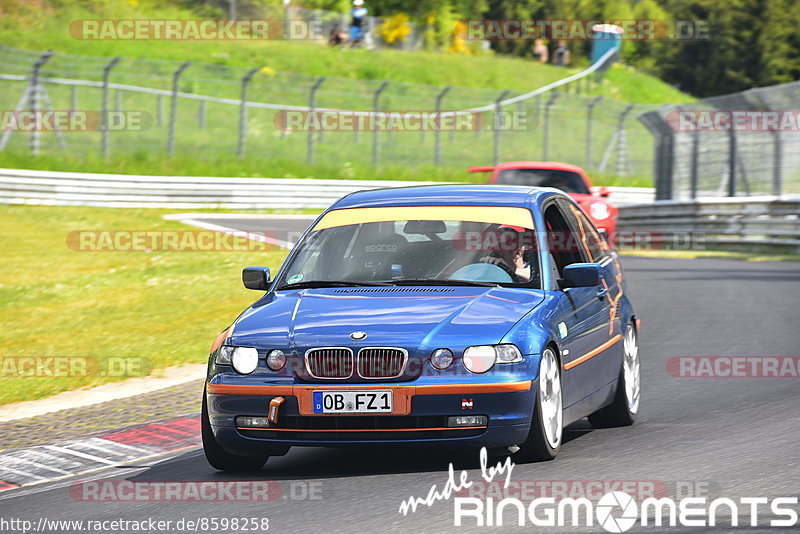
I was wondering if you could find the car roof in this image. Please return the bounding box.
[330,184,568,210]
[494,161,588,175]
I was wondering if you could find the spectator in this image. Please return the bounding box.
[329,24,346,46]
[532,39,548,63]
[349,0,367,47]
[553,40,570,66]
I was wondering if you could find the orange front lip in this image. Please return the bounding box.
[207,381,531,396]
[237,426,487,432]
[207,380,532,416]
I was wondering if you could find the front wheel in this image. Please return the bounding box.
[516,347,563,461]
[589,321,640,427]
[202,390,269,472]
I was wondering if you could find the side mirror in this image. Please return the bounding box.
[559,263,601,289]
[242,266,271,290]
[597,186,611,198]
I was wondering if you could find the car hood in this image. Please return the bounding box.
[231,286,544,352]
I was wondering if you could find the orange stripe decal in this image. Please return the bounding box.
[209,325,234,354]
[414,381,531,395]
[314,295,474,300]
[486,295,524,304]
[563,334,622,371]
[207,380,532,405]
[207,384,294,396]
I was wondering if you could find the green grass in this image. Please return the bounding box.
[0,204,291,406]
[0,151,654,187]
[0,0,689,183]
[1,0,693,106]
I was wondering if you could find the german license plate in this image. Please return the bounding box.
[312,390,393,414]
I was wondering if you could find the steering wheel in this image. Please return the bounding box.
[449,263,513,283]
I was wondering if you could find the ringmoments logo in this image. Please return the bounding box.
[596,491,638,532]
[397,448,798,531]
[451,492,798,530]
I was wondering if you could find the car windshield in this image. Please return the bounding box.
[495,169,590,195]
[276,208,541,289]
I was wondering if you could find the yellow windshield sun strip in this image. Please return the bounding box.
[312,206,535,231]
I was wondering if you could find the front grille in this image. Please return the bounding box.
[358,348,407,378]
[305,348,353,379]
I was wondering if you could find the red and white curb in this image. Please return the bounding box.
[0,416,200,492]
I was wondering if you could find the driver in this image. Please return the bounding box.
[479,226,532,283]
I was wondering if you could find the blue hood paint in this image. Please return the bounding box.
[231,287,544,353]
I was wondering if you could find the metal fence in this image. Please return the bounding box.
[640,81,800,200]
[0,45,655,178]
[0,168,653,209]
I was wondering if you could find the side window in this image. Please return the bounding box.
[543,203,584,279]
[558,199,608,263]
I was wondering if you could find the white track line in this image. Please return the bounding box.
[4,455,72,476]
[175,218,297,249]
[42,445,117,465]
[163,213,317,220]
[77,438,150,459]
[0,464,47,482]
[91,438,153,454]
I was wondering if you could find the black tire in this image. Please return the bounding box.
[516,347,562,462]
[202,390,268,472]
[588,322,640,428]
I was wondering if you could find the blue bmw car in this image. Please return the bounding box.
[202,185,640,471]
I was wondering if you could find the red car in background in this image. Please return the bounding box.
[468,161,618,236]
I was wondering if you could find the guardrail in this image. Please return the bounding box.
[0,168,653,209]
[617,197,800,253]
[3,167,795,253]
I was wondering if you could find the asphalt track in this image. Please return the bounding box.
[1,216,798,533]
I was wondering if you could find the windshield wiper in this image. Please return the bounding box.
[275,280,394,290]
[388,278,499,288]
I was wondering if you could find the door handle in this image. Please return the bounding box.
[596,288,609,300]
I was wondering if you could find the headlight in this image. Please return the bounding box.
[589,202,610,220]
[232,347,259,374]
[430,348,454,370]
[463,344,523,373]
[215,345,235,366]
[215,346,259,375]
[495,344,523,363]
[266,349,286,371]
[463,345,496,373]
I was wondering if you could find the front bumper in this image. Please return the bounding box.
[206,379,536,454]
